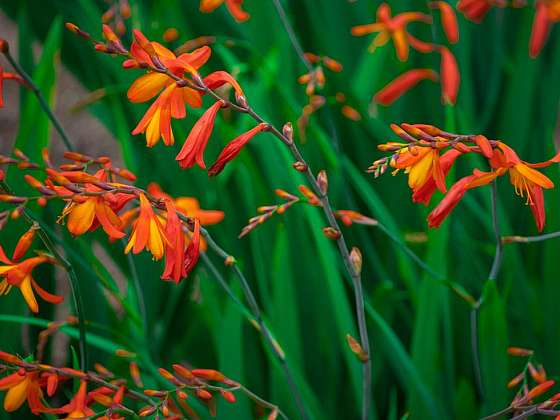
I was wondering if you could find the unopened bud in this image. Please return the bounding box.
[316,170,328,195]
[292,161,307,172]
[350,247,362,275]
[282,122,293,144]
[196,389,213,400]
[322,227,341,240]
[64,23,90,39]
[225,255,236,266]
[346,334,369,362]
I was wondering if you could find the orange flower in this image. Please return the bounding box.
[0,370,48,413]
[439,47,460,105]
[0,229,63,313]
[176,100,223,169]
[412,149,464,204]
[456,0,506,23]
[147,182,224,253]
[208,123,267,176]
[529,0,560,58]
[57,170,130,238]
[428,143,560,230]
[375,69,438,105]
[50,381,95,419]
[429,2,459,44]
[199,0,250,22]
[125,193,168,260]
[391,146,448,194]
[126,30,211,146]
[351,3,431,61]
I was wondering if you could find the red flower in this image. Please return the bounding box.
[0,370,48,413]
[208,123,267,176]
[374,69,438,105]
[176,100,224,169]
[529,0,560,58]
[161,199,186,283]
[439,47,460,105]
[457,0,506,23]
[184,218,201,277]
[429,2,459,44]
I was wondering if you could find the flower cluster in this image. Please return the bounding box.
[0,349,279,419]
[370,123,560,231]
[0,149,222,305]
[68,24,270,176]
[352,2,460,105]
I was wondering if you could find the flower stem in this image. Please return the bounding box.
[2,49,75,152]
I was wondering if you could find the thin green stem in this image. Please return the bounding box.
[2,49,75,152]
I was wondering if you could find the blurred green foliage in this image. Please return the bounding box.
[0,0,559,419]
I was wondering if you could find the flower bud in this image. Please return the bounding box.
[282,122,293,144]
[322,227,341,240]
[316,170,328,195]
[0,38,8,54]
[346,334,369,363]
[350,247,362,275]
[292,161,307,172]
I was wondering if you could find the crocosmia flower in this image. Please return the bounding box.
[0,370,48,413]
[351,3,431,61]
[125,193,168,260]
[125,30,212,146]
[0,229,63,313]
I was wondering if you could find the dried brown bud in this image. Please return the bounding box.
[0,38,8,54]
[322,227,341,240]
[316,170,328,195]
[350,247,362,275]
[292,161,307,172]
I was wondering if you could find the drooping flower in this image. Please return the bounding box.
[0,370,48,413]
[184,218,201,277]
[161,199,186,283]
[351,3,432,61]
[176,100,223,169]
[456,0,506,23]
[125,193,168,260]
[439,46,460,104]
[208,123,268,176]
[199,0,250,22]
[529,0,560,58]
[429,2,459,44]
[0,229,63,313]
[428,143,560,230]
[126,30,212,146]
[374,69,438,105]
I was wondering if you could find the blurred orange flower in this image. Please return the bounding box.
[199,0,250,22]
[351,3,431,61]
[375,69,438,105]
